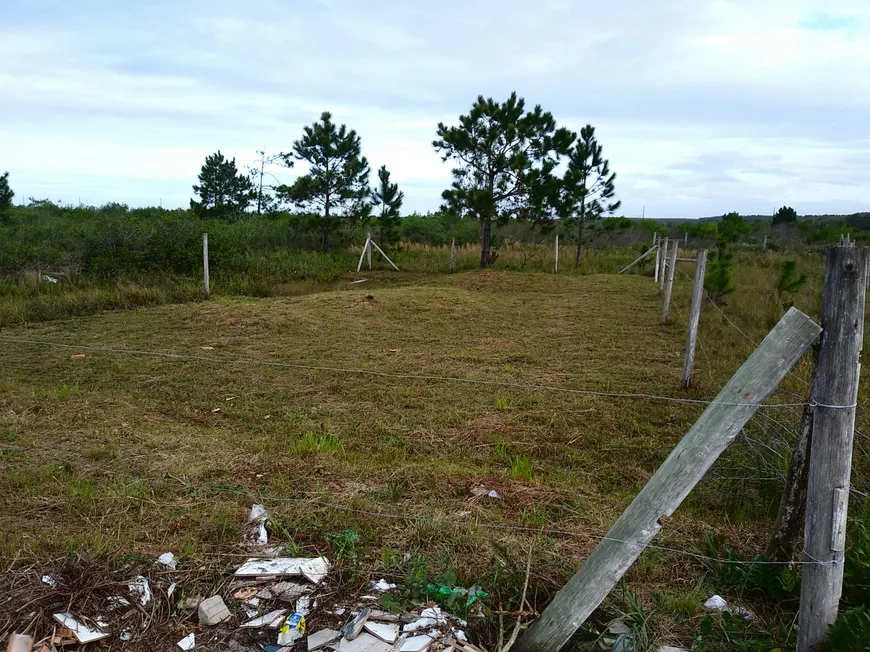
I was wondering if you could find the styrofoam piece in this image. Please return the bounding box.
[364,622,398,643]
[52,613,110,644]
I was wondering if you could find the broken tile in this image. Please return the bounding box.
[308,629,342,651]
[364,622,398,644]
[337,633,393,652]
[52,613,110,644]
[241,609,288,629]
[399,635,433,652]
[177,633,196,650]
[234,587,260,601]
[234,557,330,584]
[6,633,33,652]
[260,581,311,602]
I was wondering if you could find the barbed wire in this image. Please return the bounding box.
[0,440,834,567]
[0,337,811,409]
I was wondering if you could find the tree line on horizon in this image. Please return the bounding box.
[186,93,621,267]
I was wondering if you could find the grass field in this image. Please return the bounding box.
[1,249,865,649]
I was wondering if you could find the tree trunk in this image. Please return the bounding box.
[480,218,492,268]
[575,222,583,263]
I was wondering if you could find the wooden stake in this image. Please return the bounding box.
[618,246,657,274]
[450,237,456,273]
[681,249,708,389]
[369,239,400,271]
[653,243,661,283]
[515,307,821,652]
[367,231,372,269]
[554,234,559,273]
[763,234,768,252]
[202,233,210,299]
[797,246,869,651]
[658,237,669,293]
[356,236,370,273]
[661,239,679,324]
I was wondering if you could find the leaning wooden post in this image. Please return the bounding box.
[658,237,669,293]
[449,238,456,273]
[681,249,708,388]
[661,239,679,324]
[514,307,822,652]
[797,245,869,651]
[356,235,370,273]
[653,242,661,283]
[202,233,210,299]
[554,234,559,273]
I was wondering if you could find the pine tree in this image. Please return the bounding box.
[557,125,621,262]
[773,206,798,226]
[433,93,574,268]
[277,112,371,252]
[0,172,14,225]
[372,165,403,246]
[190,151,256,219]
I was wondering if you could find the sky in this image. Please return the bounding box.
[2,0,869,219]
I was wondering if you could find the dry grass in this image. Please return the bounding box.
[0,250,865,649]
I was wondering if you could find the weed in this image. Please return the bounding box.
[290,431,343,455]
[326,528,359,565]
[510,454,533,479]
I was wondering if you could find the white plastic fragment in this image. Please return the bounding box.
[370,579,397,592]
[241,609,288,629]
[400,635,434,652]
[52,613,111,644]
[703,595,728,613]
[157,552,178,569]
[402,618,437,633]
[129,576,152,606]
[168,582,178,599]
[729,605,754,621]
[470,486,502,499]
[177,633,196,650]
[120,630,133,641]
[43,275,59,284]
[364,621,398,643]
[41,574,57,587]
[247,504,269,546]
[419,607,446,622]
[308,628,342,651]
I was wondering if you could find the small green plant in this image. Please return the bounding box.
[290,431,343,455]
[826,606,870,651]
[495,397,508,410]
[776,259,807,309]
[705,253,736,306]
[326,528,359,564]
[510,454,533,479]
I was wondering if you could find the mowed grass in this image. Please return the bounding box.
[0,260,861,647]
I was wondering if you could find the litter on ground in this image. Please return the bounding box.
[51,613,110,644]
[177,633,196,650]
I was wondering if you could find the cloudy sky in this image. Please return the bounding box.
[2,0,868,218]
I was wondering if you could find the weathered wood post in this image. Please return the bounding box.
[763,234,768,252]
[658,237,669,293]
[449,237,456,273]
[681,249,708,389]
[554,234,559,273]
[356,235,371,273]
[514,307,822,652]
[654,241,661,283]
[202,233,210,299]
[797,245,869,651]
[661,239,679,324]
[367,231,372,269]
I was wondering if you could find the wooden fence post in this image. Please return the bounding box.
[658,237,669,293]
[449,238,456,273]
[661,239,679,324]
[356,235,370,273]
[514,307,822,652]
[681,249,708,389]
[202,233,210,299]
[554,234,559,273]
[797,245,869,651]
[367,231,372,269]
[654,242,661,284]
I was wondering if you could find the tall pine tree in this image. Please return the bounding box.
[433,93,574,268]
[190,151,256,219]
[277,112,371,251]
[372,165,403,246]
[0,172,14,225]
[557,125,620,262]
